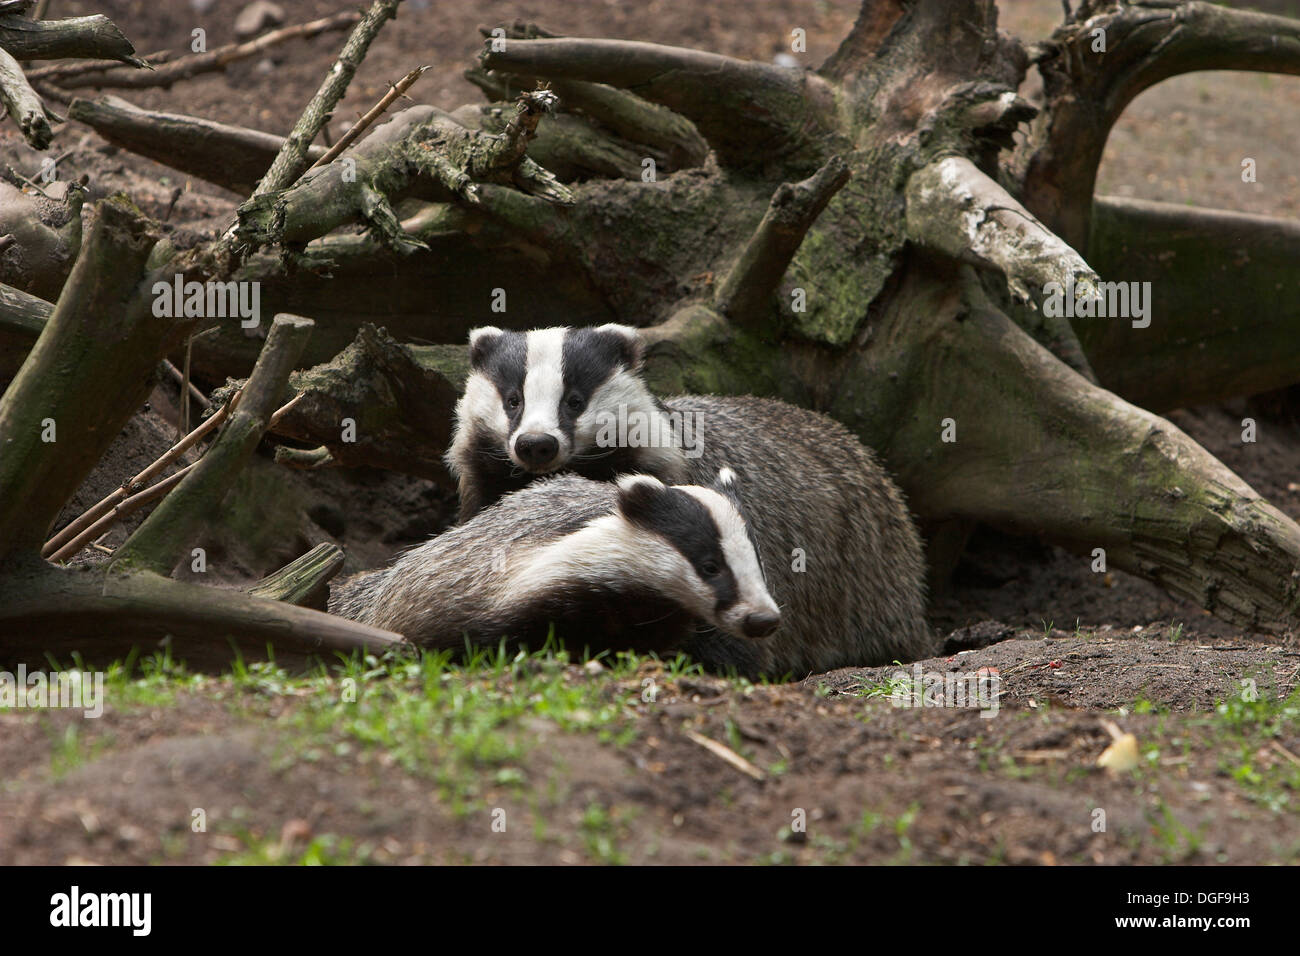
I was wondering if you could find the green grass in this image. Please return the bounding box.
[216,831,373,866]
[47,720,111,779]
[1208,681,1300,812]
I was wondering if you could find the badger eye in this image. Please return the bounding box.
[700,559,721,577]
[506,394,521,410]
[565,393,585,413]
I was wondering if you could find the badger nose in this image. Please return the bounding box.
[514,432,560,469]
[742,610,781,638]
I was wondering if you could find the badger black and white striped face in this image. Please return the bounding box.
[450,324,674,477]
[612,470,781,640]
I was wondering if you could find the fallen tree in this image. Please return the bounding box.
[4,0,1300,663]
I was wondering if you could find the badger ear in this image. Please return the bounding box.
[468,326,504,368]
[616,473,666,525]
[712,467,744,510]
[595,323,644,371]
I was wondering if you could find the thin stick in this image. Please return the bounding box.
[161,358,211,410]
[180,336,193,439]
[43,12,361,92]
[43,389,303,563]
[25,48,172,82]
[48,463,195,563]
[683,729,765,781]
[308,65,428,171]
[41,389,240,558]
[1272,741,1300,768]
[269,392,304,428]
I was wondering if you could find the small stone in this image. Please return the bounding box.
[235,1,285,41]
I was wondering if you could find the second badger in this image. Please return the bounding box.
[447,324,935,678]
[330,470,782,662]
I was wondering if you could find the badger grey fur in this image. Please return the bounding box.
[329,471,781,665]
[446,325,934,678]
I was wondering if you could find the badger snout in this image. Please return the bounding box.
[513,432,561,470]
[741,608,781,638]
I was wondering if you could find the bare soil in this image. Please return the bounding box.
[1,1,1298,865]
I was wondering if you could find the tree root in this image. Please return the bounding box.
[481,36,837,169]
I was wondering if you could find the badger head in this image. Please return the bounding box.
[614,469,781,640]
[448,324,681,482]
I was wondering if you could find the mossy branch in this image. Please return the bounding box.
[252,0,401,199]
[247,542,344,609]
[715,156,850,325]
[0,198,161,565]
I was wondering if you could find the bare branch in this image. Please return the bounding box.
[46,462,194,564]
[716,156,851,324]
[308,64,428,171]
[2,562,404,663]
[1023,0,1300,248]
[0,278,50,340]
[42,391,239,559]
[0,12,140,63]
[68,96,326,195]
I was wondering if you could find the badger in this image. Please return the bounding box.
[445,324,935,678]
[329,470,782,671]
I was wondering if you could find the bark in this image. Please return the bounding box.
[465,23,708,172]
[905,155,1098,381]
[0,172,82,300]
[716,157,851,325]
